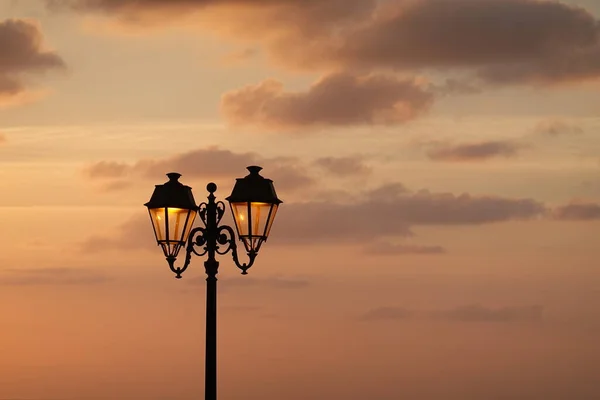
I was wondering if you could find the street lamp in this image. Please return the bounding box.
[144,166,282,400]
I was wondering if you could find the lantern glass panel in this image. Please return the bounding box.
[250,202,273,237]
[263,204,278,238]
[231,202,249,236]
[149,207,196,257]
[149,208,166,241]
[168,207,196,243]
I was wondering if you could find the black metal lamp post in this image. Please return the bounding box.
[144,166,282,400]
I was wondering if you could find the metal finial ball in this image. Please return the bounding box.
[207,182,217,193]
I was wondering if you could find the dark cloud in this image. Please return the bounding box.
[83,182,546,253]
[364,241,447,255]
[319,0,600,85]
[220,72,434,129]
[362,304,544,323]
[83,147,315,193]
[534,119,585,137]
[47,0,375,34]
[431,304,544,323]
[273,188,545,244]
[0,267,112,286]
[0,19,65,101]
[0,74,24,96]
[314,156,371,177]
[427,141,524,162]
[552,201,600,220]
[48,0,600,86]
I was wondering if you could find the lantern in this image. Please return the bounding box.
[144,173,198,258]
[226,166,282,253]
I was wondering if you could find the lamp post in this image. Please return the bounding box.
[144,166,282,400]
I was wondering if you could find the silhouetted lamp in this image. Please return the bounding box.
[145,172,198,260]
[144,165,282,400]
[226,166,282,254]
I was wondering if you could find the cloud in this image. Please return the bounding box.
[364,241,447,255]
[83,146,315,193]
[0,19,65,104]
[48,0,375,36]
[431,304,544,323]
[314,155,371,177]
[84,160,130,179]
[82,182,547,253]
[221,72,434,130]
[534,119,585,137]
[361,304,544,322]
[273,187,546,244]
[309,0,600,85]
[427,141,524,162]
[50,0,600,89]
[0,133,6,143]
[0,267,112,286]
[552,201,600,220]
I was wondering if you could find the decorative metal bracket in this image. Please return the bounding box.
[166,189,257,278]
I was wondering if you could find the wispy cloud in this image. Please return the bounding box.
[80,182,547,252]
[552,201,600,220]
[362,304,544,323]
[0,267,112,286]
[534,119,585,137]
[427,140,524,162]
[314,155,371,177]
[364,241,447,255]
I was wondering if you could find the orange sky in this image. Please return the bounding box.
[1,0,600,399]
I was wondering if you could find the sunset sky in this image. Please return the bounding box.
[1,0,600,399]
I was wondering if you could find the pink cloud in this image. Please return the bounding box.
[364,241,446,255]
[220,72,434,130]
[83,148,374,194]
[80,183,547,252]
[427,141,524,162]
[0,19,65,104]
[50,0,600,86]
[552,201,600,220]
[314,156,371,177]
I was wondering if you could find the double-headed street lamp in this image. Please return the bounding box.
[144,166,282,400]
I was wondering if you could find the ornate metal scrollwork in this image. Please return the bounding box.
[198,202,208,226]
[217,225,257,274]
[167,184,259,277]
[215,201,226,225]
[215,225,235,255]
[190,227,208,256]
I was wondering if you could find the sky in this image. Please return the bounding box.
[1,0,600,399]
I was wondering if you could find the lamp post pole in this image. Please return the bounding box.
[144,166,282,400]
[204,185,219,400]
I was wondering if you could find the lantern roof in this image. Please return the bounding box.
[144,172,198,210]
[226,166,283,205]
